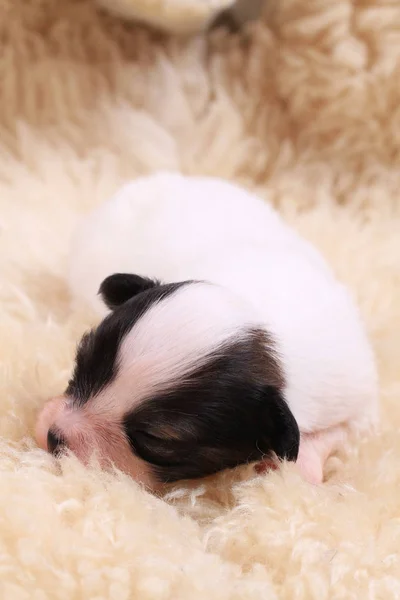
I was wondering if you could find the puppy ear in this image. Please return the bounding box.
[98,273,159,310]
[123,385,300,484]
[261,387,300,462]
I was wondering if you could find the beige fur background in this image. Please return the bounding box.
[1,1,400,598]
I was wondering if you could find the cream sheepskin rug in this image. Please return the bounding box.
[1,1,400,598]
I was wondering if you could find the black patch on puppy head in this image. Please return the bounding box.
[99,273,160,310]
[66,279,190,405]
[123,329,299,484]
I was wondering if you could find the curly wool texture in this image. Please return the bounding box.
[0,1,400,598]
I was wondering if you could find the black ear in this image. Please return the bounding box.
[98,273,159,310]
[261,387,300,462]
[123,385,300,484]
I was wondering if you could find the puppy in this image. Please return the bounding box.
[36,172,379,490]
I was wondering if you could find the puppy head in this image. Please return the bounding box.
[36,274,299,490]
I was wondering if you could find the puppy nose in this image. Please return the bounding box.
[47,429,66,455]
[35,396,67,452]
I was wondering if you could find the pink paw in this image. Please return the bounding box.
[295,443,324,484]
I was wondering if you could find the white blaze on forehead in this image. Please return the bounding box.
[91,282,261,418]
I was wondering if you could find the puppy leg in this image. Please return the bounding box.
[295,425,347,484]
[255,425,347,483]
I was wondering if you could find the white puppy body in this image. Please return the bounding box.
[65,172,379,484]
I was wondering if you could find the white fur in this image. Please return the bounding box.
[68,171,379,436]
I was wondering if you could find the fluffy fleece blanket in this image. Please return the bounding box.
[1,1,400,598]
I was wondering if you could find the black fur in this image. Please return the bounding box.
[123,331,299,483]
[99,273,160,310]
[66,278,189,405]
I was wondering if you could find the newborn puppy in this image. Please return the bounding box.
[36,172,379,490]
